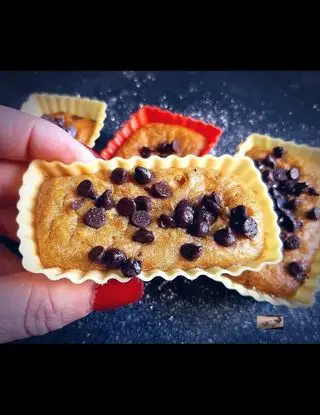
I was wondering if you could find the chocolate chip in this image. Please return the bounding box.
[180,243,202,261]
[134,196,152,211]
[104,248,127,269]
[273,168,288,182]
[272,146,285,159]
[88,246,105,263]
[117,198,136,217]
[71,198,84,210]
[278,210,298,232]
[269,189,287,210]
[150,181,172,198]
[65,126,77,137]
[307,207,320,220]
[283,235,300,250]
[254,159,262,169]
[96,190,115,210]
[111,168,129,185]
[308,187,319,196]
[194,205,214,225]
[170,139,179,153]
[140,146,152,158]
[287,168,300,181]
[130,210,151,227]
[263,155,276,169]
[284,198,299,211]
[134,167,153,185]
[293,182,308,196]
[278,180,296,195]
[262,169,274,183]
[280,230,288,242]
[132,228,155,244]
[230,205,247,220]
[204,192,222,207]
[214,227,236,247]
[174,202,194,228]
[121,258,142,278]
[77,179,96,199]
[287,261,306,281]
[203,200,221,219]
[157,142,169,154]
[83,207,106,229]
[158,214,176,228]
[188,221,209,237]
[241,218,258,239]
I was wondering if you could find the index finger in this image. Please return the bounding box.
[0,105,96,163]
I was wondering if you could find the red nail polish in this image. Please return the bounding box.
[93,278,144,311]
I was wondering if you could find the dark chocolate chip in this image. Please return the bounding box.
[307,207,320,220]
[214,227,236,247]
[71,198,84,210]
[293,182,309,196]
[194,205,214,225]
[262,169,274,183]
[203,192,222,207]
[176,199,193,210]
[171,139,179,153]
[284,198,299,211]
[140,146,152,158]
[287,261,306,281]
[287,168,300,181]
[308,187,319,196]
[280,230,288,242]
[180,243,203,261]
[158,214,176,228]
[117,198,136,217]
[278,210,298,232]
[230,205,247,220]
[263,155,276,169]
[134,167,153,185]
[120,258,142,278]
[203,200,221,219]
[132,228,155,244]
[283,235,300,250]
[241,217,258,239]
[278,180,296,195]
[65,126,77,137]
[111,168,129,185]
[273,168,288,182]
[104,248,127,269]
[272,146,285,159]
[134,196,152,212]
[188,221,210,237]
[83,207,106,229]
[253,159,264,170]
[174,202,194,228]
[88,246,105,263]
[150,181,172,198]
[96,190,115,210]
[77,179,96,199]
[157,142,169,154]
[130,210,151,227]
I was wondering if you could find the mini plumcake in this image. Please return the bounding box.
[17,155,282,284]
[232,134,320,306]
[100,106,222,160]
[20,93,107,148]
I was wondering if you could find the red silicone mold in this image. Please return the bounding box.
[100,105,223,160]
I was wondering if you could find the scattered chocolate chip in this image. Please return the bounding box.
[117,198,136,217]
[308,187,319,196]
[150,181,172,199]
[283,235,300,250]
[140,146,152,158]
[287,261,306,281]
[132,228,155,244]
[253,159,264,170]
[180,243,202,261]
[65,126,77,137]
[272,146,285,159]
[214,227,236,247]
[284,198,299,211]
[287,168,300,181]
[134,196,152,211]
[273,168,288,182]
[263,155,276,169]
[307,207,320,220]
[203,200,221,218]
[278,180,296,195]
[111,168,129,185]
[121,258,142,278]
[293,182,308,196]
[188,221,210,237]
[269,189,287,210]
[262,169,274,183]
[96,190,115,210]
[241,217,258,239]
[104,248,127,269]
[158,214,176,228]
[130,210,151,227]
[280,230,288,242]
[194,205,214,225]
[134,167,153,185]
[83,207,106,229]
[88,246,105,263]
[231,205,247,220]
[174,201,194,228]
[278,210,298,232]
[77,179,96,199]
[171,139,179,153]
[71,198,84,210]
[157,142,169,154]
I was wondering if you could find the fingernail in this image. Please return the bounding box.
[81,144,104,159]
[93,278,144,311]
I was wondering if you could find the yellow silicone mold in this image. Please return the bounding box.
[20,93,107,148]
[16,154,282,285]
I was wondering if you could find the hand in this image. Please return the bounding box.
[0,105,144,344]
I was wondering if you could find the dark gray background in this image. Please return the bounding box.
[1,70,320,343]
